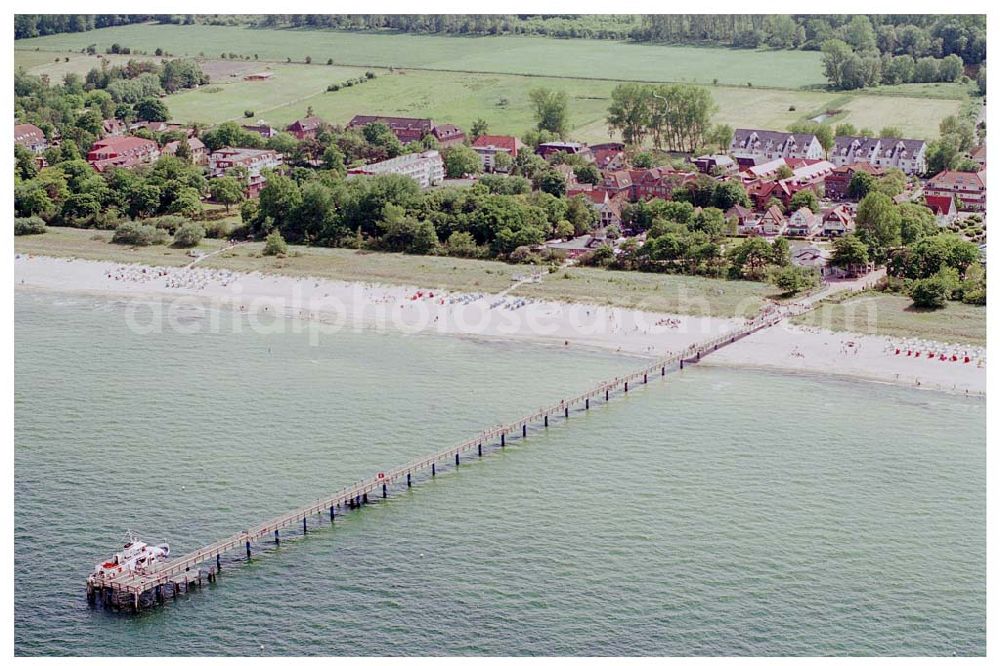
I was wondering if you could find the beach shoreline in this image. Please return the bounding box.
[15,254,986,396]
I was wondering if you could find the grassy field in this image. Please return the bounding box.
[16,227,780,318]
[793,293,986,346]
[178,67,964,141]
[16,51,960,141]
[16,24,968,140]
[15,226,232,267]
[14,50,160,78]
[16,24,828,88]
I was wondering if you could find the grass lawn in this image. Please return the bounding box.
[833,95,963,139]
[851,80,979,100]
[15,226,230,267]
[16,28,968,140]
[167,62,373,124]
[274,71,848,144]
[14,50,159,78]
[792,293,986,347]
[12,60,940,141]
[17,227,779,318]
[16,24,828,88]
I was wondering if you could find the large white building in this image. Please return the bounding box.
[830,136,927,175]
[209,147,283,196]
[348,150,445,188]
[730,129,824,162]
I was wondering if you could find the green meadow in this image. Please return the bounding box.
[17,23,827,88]
[794,293,986,346]
[17,52,962,141]
[16,24,967,139]
[148,67,968,141]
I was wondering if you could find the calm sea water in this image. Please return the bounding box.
[14,290,986,656]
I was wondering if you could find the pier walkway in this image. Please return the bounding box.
[87,299,809,610]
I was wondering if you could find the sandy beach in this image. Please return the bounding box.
[15,254,986,395]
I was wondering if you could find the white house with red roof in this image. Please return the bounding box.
[746,205,786,236]
[785,207,822,237]
[471,135,522,172]
[821,205,855,237]
[923,194,957,223]
[568,188,626,228]
[925,170,986,211]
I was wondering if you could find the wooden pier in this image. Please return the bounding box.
[87,311,785,611]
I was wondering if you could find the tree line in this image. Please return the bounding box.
[16,15,985,68]
[14,15,168,39]
[822,37,969,91]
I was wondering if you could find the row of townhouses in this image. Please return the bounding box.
[730,129,928,176]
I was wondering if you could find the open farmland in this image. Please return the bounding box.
[167,67,961,141]
[17,23,828,88]
[14,50,160,79]
[17,25,965,140]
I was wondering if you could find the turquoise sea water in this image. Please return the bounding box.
[14,290,986,656]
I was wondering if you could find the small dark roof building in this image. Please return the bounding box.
[286,116,326,140]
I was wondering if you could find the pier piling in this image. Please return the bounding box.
[383,483,387,498]
[455,453,460,466]
[246,541,251,559]
[303,517,307,533]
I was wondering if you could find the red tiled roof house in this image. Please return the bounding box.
[347,115,465,147]
[471,135,522,172]
[925,170,986,211]
[87,136,160,172]
[286,116,326,140]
